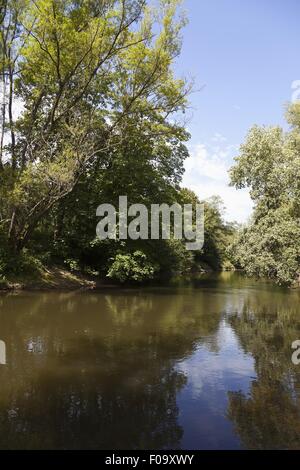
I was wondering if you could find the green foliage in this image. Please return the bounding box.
[229,207,300,286]
[1,0,190,251]
[107,251,159,283]
[0,246,43,278]
[64,258,80,273]
[0,1,234,283]
[230,104,300,285]
[179,189,237,271]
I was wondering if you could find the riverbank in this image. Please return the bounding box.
[0,261,215,292]
[0,267,102,292]
[1,267,298,292]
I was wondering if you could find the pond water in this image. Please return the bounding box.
[0,272,300,449]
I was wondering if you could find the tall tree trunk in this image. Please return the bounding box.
[8,64,16,169]
[0,75,5,170]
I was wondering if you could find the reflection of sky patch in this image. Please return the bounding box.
[176,320,255,449]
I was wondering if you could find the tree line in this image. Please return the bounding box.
[230,103,300,286]
[1,0,298,286]
[0,0,234,284]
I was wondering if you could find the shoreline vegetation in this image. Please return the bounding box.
[1,1,299,289]
[1,266,299,293]
[1,1,238,289]
[0,261,216,292]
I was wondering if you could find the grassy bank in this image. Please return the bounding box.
[0,267,101,292]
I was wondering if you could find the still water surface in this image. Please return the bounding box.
[0,273,300,449]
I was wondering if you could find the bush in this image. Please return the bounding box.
[0,246,43,279]
[107,251,159,283]
[148,239,194,277]
[64,258,80,272]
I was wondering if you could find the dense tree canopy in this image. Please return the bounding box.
[0,0,189,250]
[0,0,232,283]
[229,103,300,286]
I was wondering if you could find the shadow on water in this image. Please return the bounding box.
[0,272,299,449]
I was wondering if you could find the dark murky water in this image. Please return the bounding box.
[0,273,300,449]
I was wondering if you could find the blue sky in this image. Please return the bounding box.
[176,0,300,222]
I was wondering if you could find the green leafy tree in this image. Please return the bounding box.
[229,104,300,285]
[107,250,159,283]
[0,0,190,253]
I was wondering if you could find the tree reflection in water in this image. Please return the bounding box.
[0,289,221,449]
[1,274,300,449]
[227,290,300,449]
